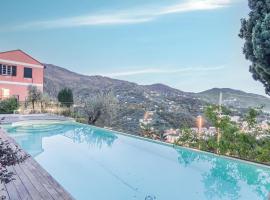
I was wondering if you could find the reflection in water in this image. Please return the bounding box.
[177,149,270,199]
[177,149,211,167]
[63,126,118,148]
[6,124,71,157]
[6,123,118,157]
[203,159,240,200]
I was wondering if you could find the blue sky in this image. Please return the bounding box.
[0,0,266,95]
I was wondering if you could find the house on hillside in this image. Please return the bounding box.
[0,50,44,101]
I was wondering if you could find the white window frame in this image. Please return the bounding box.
[2,65,7,75]
[7,65,11,75]
[1,65,12,76]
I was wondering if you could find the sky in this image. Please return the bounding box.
[0,0,267,95]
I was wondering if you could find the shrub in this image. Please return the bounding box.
[60,109,71,117]
[0,97,19,114]
[57,88,74,108]
[175,105,270,164]
[0,138,29,199]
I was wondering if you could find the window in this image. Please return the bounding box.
[11,66,17,76]
[7,66,11,75]
[24,67,32,78]
[2,65,7,75]
[0,64,16,76]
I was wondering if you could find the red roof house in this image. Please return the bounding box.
[0,50,44,101]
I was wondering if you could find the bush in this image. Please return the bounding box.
[60,109,71,117]
[0,138,29,199]
[175,105,270,164]
[0,98,19,114]
[254,139,270,164]
[200,137,217,152]
[58,88,74,108]
[234,133,257,160]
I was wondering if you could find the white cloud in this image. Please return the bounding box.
[159,0,231,15]
[14,0,232,30]
[99,66,225,77]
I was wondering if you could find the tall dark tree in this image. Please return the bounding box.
[239,0,270,94]
[57,88,74,107]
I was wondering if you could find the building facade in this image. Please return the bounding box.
[0,50,44,101]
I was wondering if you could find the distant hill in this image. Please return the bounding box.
[143,83,186,96]
[44,64,143,99]
[196,88,270,111]
[44,64,270,133]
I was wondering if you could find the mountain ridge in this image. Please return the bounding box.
[44,63,269,99]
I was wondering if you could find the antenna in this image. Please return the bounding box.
[219,92,223,111]
[217,91,222,154]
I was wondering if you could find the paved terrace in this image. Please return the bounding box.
[0,116,75,200]
[0,113,74,124]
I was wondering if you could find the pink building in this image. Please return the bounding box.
[0,50,44,101]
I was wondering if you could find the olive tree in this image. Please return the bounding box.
[27,85,42,110]
[40,93,51,111]
[82,92,118,127]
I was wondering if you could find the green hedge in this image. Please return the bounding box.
[0,98,19,114]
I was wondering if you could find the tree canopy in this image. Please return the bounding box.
[57,88,74,107]
[81,92,118,126]
[27,85,42,110]
[239,0,270,94]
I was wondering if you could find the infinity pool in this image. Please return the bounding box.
[4,121,270,200]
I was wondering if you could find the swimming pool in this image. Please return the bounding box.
[4,121,270,200]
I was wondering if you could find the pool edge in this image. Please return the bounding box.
[81,123,270,170]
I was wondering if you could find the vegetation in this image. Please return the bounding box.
[176,105,270,164]
[40,93,51,112]
[140,123,156,139]
[27,85,42,110]
[239,0,270,94]
[57,88,74,108]
[245,107,260,129]
[0,97,19,114]
[80,92,118,127]
[0,138,28,199]
[177,127,199,148]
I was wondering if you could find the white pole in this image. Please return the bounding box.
[217,91,223,154]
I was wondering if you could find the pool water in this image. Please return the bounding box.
[4,122,270,200]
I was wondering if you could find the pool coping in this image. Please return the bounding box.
[83,123,270,170]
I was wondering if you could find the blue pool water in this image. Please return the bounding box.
[4,121,270,200]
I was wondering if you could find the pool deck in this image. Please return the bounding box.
[0,113,75,124]
[0,128,75,200]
